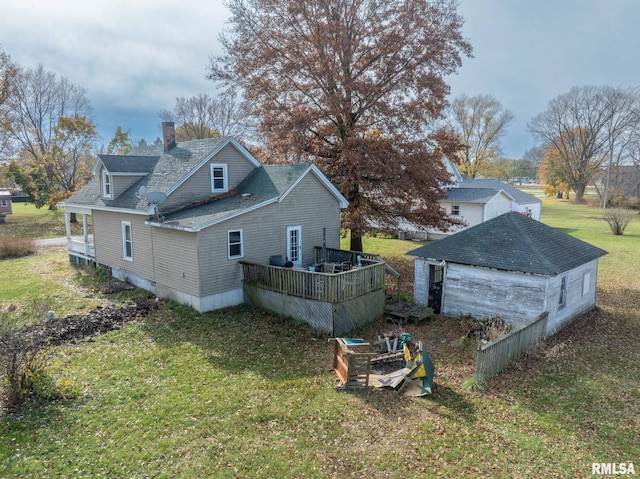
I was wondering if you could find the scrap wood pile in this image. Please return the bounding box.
[330,332,434,397]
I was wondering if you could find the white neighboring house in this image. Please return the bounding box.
[401,159,541,241]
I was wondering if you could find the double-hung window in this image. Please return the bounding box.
[122,221,133,261]
[228,229,243,259]
[451,205,460,216]
[211,164,228,193]
[102,170,112,198]
[0,200,7,207]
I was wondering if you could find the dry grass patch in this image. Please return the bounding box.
[0,237,36,259]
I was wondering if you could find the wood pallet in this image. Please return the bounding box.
[385,302,434,322]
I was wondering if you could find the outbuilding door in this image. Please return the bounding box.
[287,226,302,267]
[428,264,444,314]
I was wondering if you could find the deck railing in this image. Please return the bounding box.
[314,246,402,300]
[241,258,386,304]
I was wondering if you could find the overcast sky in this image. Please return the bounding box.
[2,0,639,158]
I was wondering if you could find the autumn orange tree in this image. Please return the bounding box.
[208,0,472,250]
[9,115,96,209]
[538,146,571,199]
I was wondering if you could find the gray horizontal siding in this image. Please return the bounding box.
[151,228,199,297]
[112,175,143,198]
[93,210,155,280]
[196,172,342,298]
[163,144,257,212]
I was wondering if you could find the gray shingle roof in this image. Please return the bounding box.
[65,137,231,212]
[99,155,159,174]
[160,163,314,230]
[407,212,607,276]
[459,178,541,204]
[62,137,347,230]
[443,187,506,203]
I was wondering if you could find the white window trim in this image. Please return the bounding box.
[122,221,133,261]
[0,200,7,207]
[287,225,302,267]
[210,163,229,193]
[228,229,243,259]
[102,170,112,198]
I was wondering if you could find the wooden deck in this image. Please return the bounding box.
[240,248,388,335]
[241,261,385,303]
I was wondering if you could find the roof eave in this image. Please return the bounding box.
[148,197,279,232]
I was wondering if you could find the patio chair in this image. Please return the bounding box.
[323,262,337,273]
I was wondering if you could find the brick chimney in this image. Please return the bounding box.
[162,121,176,152]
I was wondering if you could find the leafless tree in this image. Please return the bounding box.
[528,86,631,203]
[208,0,472,250]
[522,144,546,181]
[447,94,514,178]
[159,92,249,140]
[599,87,640,207]
[603,208,634,235]
[0,46,18,159]
[3,64,92,170]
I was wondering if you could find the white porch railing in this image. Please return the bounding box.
[67,237,95,258]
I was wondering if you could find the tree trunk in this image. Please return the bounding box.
[350,234,363,252]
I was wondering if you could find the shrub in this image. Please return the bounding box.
[0,237,36,259]
[0,300,52,410]
[603,208,634,235]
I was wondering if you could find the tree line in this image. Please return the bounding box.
[0,48,248,210]
[2,0,639,238]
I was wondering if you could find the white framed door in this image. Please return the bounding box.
[286,226,302,267]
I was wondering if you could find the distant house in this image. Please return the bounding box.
[403,159,541,240]
[455,177,542,220]
[59,122,354,314]
[407,212,607,336]
[0,190,12,223]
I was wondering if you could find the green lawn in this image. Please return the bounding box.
[0,203,69,239]
[0,197,638,478]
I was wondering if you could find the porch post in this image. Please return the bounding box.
[64,211,71,239]
[83,214,89,255]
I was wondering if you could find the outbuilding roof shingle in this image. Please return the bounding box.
[407,212,607,276]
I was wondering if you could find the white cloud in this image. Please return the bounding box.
[3,0,640,154]
[1,0,230,142]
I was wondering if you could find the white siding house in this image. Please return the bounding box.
[404,159,542,240]
[408,212,607,336]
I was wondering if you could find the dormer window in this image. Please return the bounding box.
[210,164,228,193]
[102,170,112,198]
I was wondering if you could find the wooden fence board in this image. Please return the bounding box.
[475,312,549,383]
